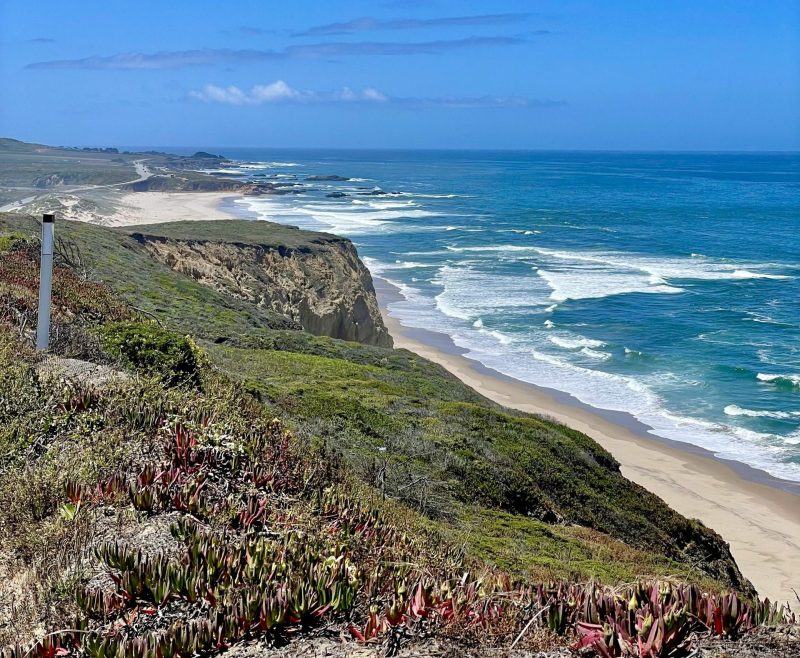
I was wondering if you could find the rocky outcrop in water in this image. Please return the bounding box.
[306,175,351,182]
[129,222,392,348]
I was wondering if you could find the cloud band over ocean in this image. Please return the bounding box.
[188,81,564,109]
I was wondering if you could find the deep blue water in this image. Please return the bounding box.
[198,149,800,481]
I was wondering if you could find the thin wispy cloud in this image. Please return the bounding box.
[219,26,284,37]
[25,37,56,44]
[26,48,282,70]
[295,13,531,37]
[190,81,388,105]
[289,36,523,56]
[189,81,564,109]
[27,37,524,70]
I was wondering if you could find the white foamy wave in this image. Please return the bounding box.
[233,161,300,168]
[728,270,790,280]
[432,264,552,322]
[397,192,466,198]
[532,247,792,283]
[362,200,419,210]
[784,431,800,445]
[724,405,800,419]
[548,336,605,350]
[238,196,447,235]
[369,260,437,271]
[731,427,800,452]
[302,207,441,221]
[479,328,514,345]
[446,244,538,253]
[537,269,684,301]
[200,168,247,175]
[473,318,484,328]
[757,373,800,387]
[531,247,789,301]
[581,347,611,360]
[507,229,541,235]
[543,320,555,328]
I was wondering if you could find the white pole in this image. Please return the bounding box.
[35,213,55,351]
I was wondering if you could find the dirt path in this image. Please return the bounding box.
[0,159,152,213]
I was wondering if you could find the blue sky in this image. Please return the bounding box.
[1,0,798,150]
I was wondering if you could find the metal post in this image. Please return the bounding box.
[35,213,55,351]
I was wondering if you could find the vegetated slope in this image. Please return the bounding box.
[0,141,137,193]
[207,338,747,589]
[0,214,300,337]
[0,221,795,658]
[0,216,391,347]
[0,213,748,593]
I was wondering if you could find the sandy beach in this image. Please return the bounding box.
[107,191,239,226]
[374,277,800,604]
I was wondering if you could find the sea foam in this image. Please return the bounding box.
[549,336,605,350]
[724,405,800,419]
[757,373,800,387]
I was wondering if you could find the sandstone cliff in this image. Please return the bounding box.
[127,221,393,348]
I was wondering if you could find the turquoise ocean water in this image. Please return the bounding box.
[193,149,800,482]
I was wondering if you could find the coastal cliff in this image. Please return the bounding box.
[126,220,392,348]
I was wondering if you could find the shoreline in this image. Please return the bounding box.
[99,188,800,602]
[106,191,239,226]
[374,276,800,604]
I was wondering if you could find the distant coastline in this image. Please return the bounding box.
[8,142,798,601]
[103,183,800,603]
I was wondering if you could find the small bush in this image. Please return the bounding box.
[0,231,32,252]
[100,321,205,387]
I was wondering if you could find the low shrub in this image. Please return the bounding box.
[100,321,206,387]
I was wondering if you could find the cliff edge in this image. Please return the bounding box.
[126,220,393,348]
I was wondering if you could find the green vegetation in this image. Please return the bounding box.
[1,213,783,656]
[0,213,749,592]
[0,138,272,206]
[0,139,138,192]
[1,322,788,658]
[100,321,206,387]
[0,215,298,338]
[125,218,343,250]
[205,340,741,589]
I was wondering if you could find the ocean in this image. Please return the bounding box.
[196,149,800,482]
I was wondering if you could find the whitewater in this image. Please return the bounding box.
[211,149,800,482]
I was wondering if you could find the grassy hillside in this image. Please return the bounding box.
[0,215,298,337]
[0,213,749,592]
[1,216,794,657]
[126,218,349,250]
[206,337,741,587]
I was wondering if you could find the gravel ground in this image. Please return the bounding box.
[36,356,128,387]
[221,636,572,658]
